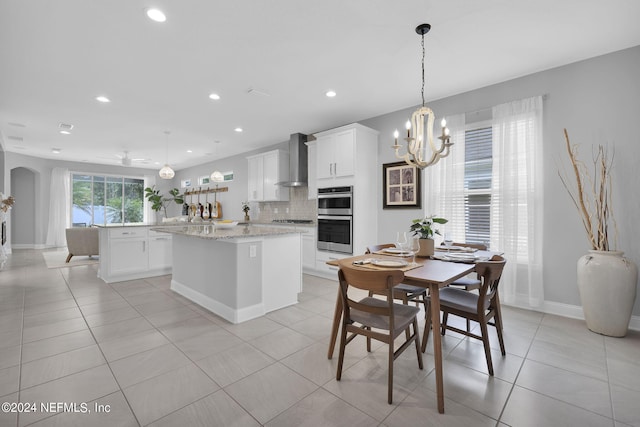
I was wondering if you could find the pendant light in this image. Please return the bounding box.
[392,23,453,169]
[159,130,175,179]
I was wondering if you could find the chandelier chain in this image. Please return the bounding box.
[421,32,425,107]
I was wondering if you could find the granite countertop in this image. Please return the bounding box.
[93,222,187,228]
[150,224,303,240]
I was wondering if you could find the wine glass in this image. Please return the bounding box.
[408,235,420,264]
[396,231,408,252]
[443,232,453,252]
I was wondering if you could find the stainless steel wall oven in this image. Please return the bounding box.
[317,186,353,254]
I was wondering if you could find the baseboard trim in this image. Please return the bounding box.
[506,299,640,332]
[11,244,47,250]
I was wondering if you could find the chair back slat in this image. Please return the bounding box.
[365,243,395,254]
[441,242,488,250]
[475,255,506,311]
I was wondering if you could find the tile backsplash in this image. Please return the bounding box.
[253,187,317,222]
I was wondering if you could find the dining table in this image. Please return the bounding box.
[326,250,488,414]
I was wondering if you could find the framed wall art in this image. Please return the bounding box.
[382,161,421,209]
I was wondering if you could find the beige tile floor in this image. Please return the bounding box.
[1,249,639,426]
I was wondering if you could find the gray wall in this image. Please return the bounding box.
[361,45,640,316]
[2,45,638,317]
[10,167,35,245]
[5,152,155,247]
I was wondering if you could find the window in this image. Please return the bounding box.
[463,126,492,244]
[71,174,145,226]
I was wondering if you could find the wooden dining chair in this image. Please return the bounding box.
[365,244,428,311]
[421,255,506,376]
[441,242,488,331]
[336,263,423,404]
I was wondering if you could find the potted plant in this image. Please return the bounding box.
[410,215,448,257]
[241,201,250,221]
[559,129,637,337]
[144,186,184,220]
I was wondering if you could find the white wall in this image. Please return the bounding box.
[362,45,640,317]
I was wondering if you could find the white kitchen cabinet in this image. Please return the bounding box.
[306,140,317,199]
[247,155,264,202]
[109,238,147,276]
[97,226,173,283]
[306,123,379,278]
[301,227,316,272]
[148,232,172,271]
[247,149,289,202]
[316,129,355,180]
[106,227,148,277]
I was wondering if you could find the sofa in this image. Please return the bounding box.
[65,227,99,263]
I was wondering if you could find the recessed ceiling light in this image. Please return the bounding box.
[209,93,220,100]
[186,150,192,153]
[52,148,62,154]
[326,90,337,98]
[146,8,166,22]
[234,127,243,133]
[95,96,110,103]
[59,130,71,135]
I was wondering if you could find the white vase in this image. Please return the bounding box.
[417,238,435,257]
[577,250,638,337]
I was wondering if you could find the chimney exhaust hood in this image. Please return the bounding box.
[277,133,308,187]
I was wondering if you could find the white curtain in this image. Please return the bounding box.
[492,96,544,307]
[45,168,70,247]
[424,113,466,243]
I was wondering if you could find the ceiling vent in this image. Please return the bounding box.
[58,122,74,131]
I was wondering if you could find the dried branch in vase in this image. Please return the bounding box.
[558,129,617,251]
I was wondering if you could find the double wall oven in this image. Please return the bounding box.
[317,186,353,254]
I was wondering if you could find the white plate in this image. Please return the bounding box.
[443,253,477,260]
[214,221,238,229]
[383,248,412,255]
[372,259,408,268]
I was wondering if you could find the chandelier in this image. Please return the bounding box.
[392,23,453,169]
[159,130,175,179]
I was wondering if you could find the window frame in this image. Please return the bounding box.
[69,171,146,226]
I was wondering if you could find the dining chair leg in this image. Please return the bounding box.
[366,327,372,352]
[336,321,348,380]
[466,319,471,332]
[441,312,448,336]
[413,318,424,369]
[402,294,412,341]
[478,315,494,376]
[388,338,394,404]
[421,301,432,353]
[494,309,506,355]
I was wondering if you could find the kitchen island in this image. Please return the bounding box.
[152,224,302,324]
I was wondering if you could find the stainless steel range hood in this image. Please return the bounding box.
[277,133,308,187]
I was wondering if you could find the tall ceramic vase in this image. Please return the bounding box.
[577,250,638,337]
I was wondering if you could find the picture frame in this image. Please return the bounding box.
[198,175,211,185]
[382,161,421,209]
[181,179,192,188]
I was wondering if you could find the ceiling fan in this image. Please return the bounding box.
[114,151,151,166]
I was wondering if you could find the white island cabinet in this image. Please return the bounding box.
[153,224,302,324]
[97,225,173,283]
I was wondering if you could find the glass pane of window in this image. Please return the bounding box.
[106,177,123,224]
[124,178,144,223]
[464,126,492,244]
[93,176,105,225]
[71,174,92,227]
[464,127,492,190]
[464,194,491,244]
